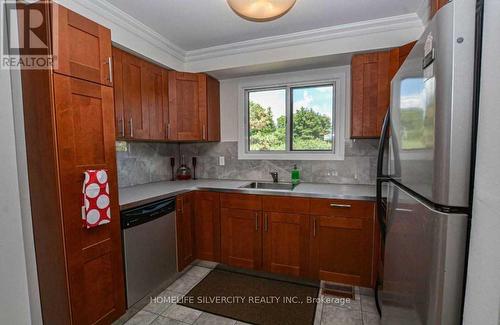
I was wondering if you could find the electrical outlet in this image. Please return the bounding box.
[218,156,225,166]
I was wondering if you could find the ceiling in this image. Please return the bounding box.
[105,0,423,52]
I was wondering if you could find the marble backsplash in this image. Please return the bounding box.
[117,140,379,188]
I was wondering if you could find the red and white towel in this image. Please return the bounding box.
[81,170,111,229]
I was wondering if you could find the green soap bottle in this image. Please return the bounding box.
[291,164,300,185]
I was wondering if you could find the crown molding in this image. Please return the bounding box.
[54,0,186,69]
[185,13,423,63]
[55,0,424,73]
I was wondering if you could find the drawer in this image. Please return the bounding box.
[220,193,262,210]
[310,198,374,218]
[262,196,310,214]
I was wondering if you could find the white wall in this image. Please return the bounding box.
[463,0,500,324]
[0,67,41,325]
[0,12,42,325]
[220,79,240,142]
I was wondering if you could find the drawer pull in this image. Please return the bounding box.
[330,203,351,209]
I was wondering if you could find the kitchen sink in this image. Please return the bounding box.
[240,182,295,191]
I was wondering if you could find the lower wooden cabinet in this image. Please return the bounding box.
[263,212,310,278]
[185,192,378,287]
[194,191,221,262]
[176,192,196,271]
[221,207,263,270]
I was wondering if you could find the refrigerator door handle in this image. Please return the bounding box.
[377,109,391,179]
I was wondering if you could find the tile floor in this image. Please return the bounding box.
[114,261,381,325]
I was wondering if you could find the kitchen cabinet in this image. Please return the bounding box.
[310,199,376,287]
[351,51,392,138]
[263,212,310,278]
[176,192,196,271]
[168,72,220,141]
[220,194,263,270]
[262,197,310,277]
[194,191,221,262]
[53,3,113,86]
[351,42,416,138]
[168,72,205,141]
[113,51,219,142]
[18,2,125,324]
[113,48,168,140]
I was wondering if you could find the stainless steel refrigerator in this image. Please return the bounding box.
[376,1,483,324]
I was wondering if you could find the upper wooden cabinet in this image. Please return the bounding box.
[113,50,220,142]
[168,72,221,142]
[52,4,113,86]
[168,72,204,141]
[113,48,167,140]
[351,41,416,138]
[351,51,392,138]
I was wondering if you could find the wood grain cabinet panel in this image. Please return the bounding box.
[168,72,205,141]
[194,191,221,262]
[351,52,391,138]
[263,212,310,278]
[221,208,263,270]
[52,3,113,86]
[206,75,221,141]
[18,3,126,323]
[53,74,126,324]
[144,62,167,141]
[351,41,417,138]
[310,214,375,287]
[176,192,196,271]
[117,49,150,139]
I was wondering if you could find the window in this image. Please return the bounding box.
[238,66,348,160]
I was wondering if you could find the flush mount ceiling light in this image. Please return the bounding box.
[227,0,297,22]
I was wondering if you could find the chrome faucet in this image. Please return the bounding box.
[270,171,279,183]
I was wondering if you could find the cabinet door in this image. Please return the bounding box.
[310,215,374,287]
[52,3,112,86]
[121,52,149,139]
[194,191,221,262]
[168,72,206,141]
[206,75,220,141]
[221,208,262,270]
[112,47,125,138]
[144,62,167,140]
[351,51,391,138]
[176,193,196,271]
[53,74,125,324]
[263,212,310,278]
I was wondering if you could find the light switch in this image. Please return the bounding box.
[218,156,225,166]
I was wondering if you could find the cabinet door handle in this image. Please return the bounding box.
[202,125,206,140]
[129,118,134,138]
[330,203,351,209]
[167,123,171,139]
[313,217,317,237]
[264,213,268,232]
[255,212,259,231]
[107,57,113,84]
[165,123,168,139]
[120,115,125,137]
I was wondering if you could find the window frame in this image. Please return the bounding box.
[238,66,349,161]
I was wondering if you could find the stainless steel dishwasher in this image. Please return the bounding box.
[121,198,178,308]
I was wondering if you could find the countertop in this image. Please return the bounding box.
[119,179,377,210]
